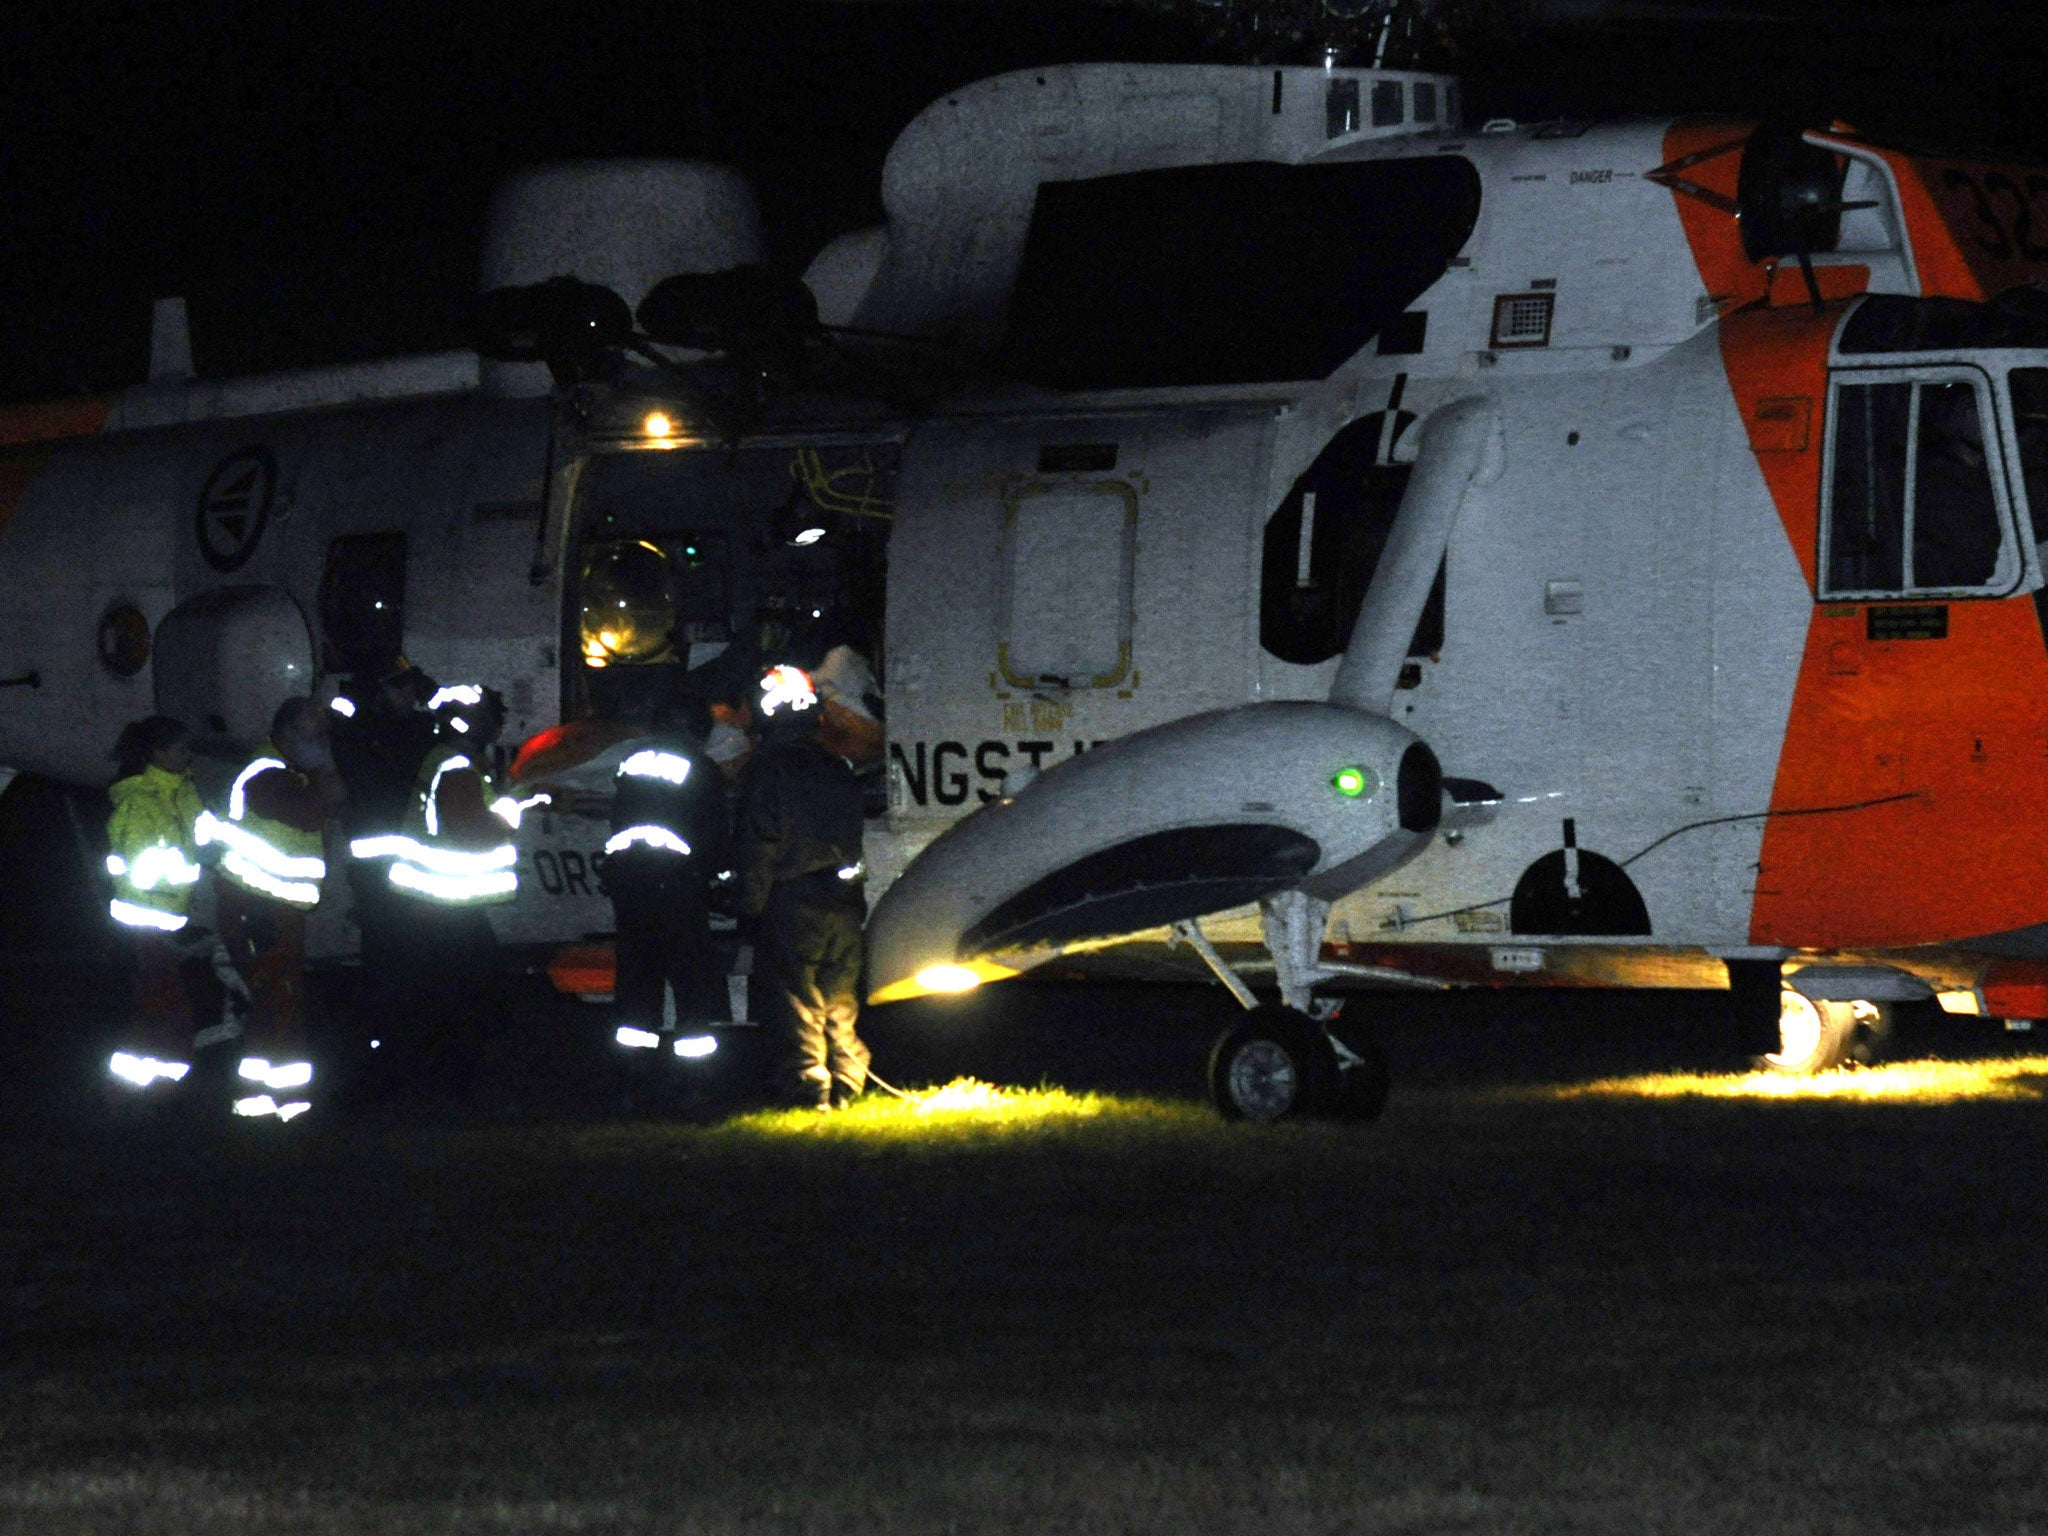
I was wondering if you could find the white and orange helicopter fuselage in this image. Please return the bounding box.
[5,65,2048,1099]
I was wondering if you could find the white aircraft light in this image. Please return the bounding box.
[673,1034,718,1058]
[916,965,982,994]
[234,1095,279,1117]
[791,526,826,546]
[238,1057,272,1082]
[616,1026,661,1050]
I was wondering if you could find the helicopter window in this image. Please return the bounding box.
[569,443,895,722]
[1372,80,1403,128]
[318,531,407,677]
[1838,293,2048,354]
[1260,414,1427,665]
[2007,368,2048,543]
[998,484,1135,689]
[1822,375,2008,598]
[1326,79,1360,138]
[1413,82,1438,125]
[580,539,682,670]
[1005,157,1482,390]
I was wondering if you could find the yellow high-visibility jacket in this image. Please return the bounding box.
[352,744,519,905]
[196,746,327,910]
[106,765,204,931]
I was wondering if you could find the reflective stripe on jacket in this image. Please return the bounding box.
[604,737,726,880]
[352,744,518,905]
[196,749,327,910]
[106,765,204,930]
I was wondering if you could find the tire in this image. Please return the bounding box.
[1763,992,1888,1075]
[1208,1005,1338,1122]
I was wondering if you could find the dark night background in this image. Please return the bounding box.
[4,0,2048,407]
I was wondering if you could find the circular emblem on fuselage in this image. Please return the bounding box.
[195,446,278,573]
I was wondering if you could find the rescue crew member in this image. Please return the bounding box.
[809,639,884,766]
[351,684,529,1094]
[103,716,244,1097]
[603,696,728,1064]
[735,665,870,1110]
[330,659,437,1087]
[198,697,340,1121]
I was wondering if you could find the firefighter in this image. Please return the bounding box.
[735,665,870,1110]
[351,684,526,1094]
[603,696,728,1072]
[199,697,340,1120]
[103,715,245,1099]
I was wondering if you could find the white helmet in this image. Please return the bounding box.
[757,664,818,719]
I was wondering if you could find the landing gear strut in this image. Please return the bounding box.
[1173,892,1394,1124]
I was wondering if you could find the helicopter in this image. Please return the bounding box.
[5,59,2048,1119]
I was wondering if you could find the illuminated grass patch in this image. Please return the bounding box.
[12,1051,2048,1534]
[718,1078,1210,1139]
[1521,1054,2048,1104]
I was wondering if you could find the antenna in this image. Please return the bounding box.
[149,297,194,383]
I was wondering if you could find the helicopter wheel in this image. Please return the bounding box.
[1763,992,1890,1075]
[1208,1005,1339,1122]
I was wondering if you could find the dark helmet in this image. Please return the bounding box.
[111,715,190,780]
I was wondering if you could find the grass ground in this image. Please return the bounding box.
[7,1058,2048,1534]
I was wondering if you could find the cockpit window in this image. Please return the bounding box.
[1822,372,2010,599]
[1912,381,2000,589]
[2008,368,2048,543]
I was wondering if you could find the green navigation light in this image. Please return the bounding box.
[1332,766,1373,798]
